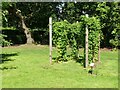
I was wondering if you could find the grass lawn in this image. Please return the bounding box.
[1,44,118,88]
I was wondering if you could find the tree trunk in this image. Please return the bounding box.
[16,10,34,44]
[21,18,34,44]
[8,7,34,44]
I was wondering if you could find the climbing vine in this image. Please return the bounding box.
[53,16,101,65]
[53,20,69,61]
[81,16,101,63]
[68,22,83,60]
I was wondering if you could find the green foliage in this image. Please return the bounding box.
[68,22,83,59]
[81,16,101,63]
[109,26,119,49]
[53,16,101,64]
[53,20,83,61]
[0,34,11,47]
[62,2,120,48]
[53,20,69,61]
[1,27,16,30]
[2,10,8,27]
[109,38,118,49]
[2,2,120,48]
[96,2,120,47]
[0,27,14,47]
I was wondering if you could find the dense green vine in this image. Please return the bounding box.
[53,20,69,61]
[81,16,101,63]
[68,22,82,59]
[53,16,101,64]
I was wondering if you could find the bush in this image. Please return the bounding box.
[0,34,12,47]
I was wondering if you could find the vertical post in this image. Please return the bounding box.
[49,17,52,64]
[85,14,88,68]
[0,3,2,89]
[98,33,100,63]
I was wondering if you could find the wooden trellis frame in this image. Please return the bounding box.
[49,17,100,67]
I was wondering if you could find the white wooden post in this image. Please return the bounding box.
[98,33,100,63]
[49,17,52,64]
[85,14,88,68]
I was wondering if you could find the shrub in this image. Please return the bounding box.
[0,34,12,47]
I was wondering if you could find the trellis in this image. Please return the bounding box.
[49,17,100,68]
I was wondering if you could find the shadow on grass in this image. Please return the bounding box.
[52,55,84,65]
[0,52,18,70]
[76,55,84,63]
[52,57,57,61]
[0,66,17,70]
[75,55,85,67]
[52,57,68,63]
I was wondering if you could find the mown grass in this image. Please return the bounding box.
[1,44,118,88]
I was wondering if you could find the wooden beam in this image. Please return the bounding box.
[98,33,100,63]
[49,17,52,64]
[85,14,88,68]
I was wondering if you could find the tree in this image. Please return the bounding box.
[96,2,120,48]
[2,2,34,44]
[61,2,120,48]
[2,2,120,48]
[2,2,59,44]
